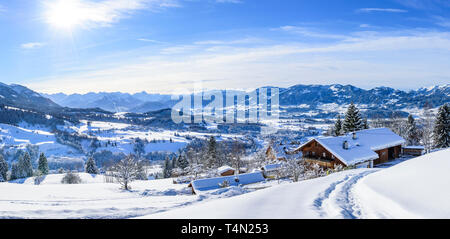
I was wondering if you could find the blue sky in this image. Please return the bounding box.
[0,0,449,93]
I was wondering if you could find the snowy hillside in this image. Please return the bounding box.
[142,149,450,219]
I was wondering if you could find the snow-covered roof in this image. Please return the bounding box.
[262,163,282,172]
[217,165,234,174]
[298,128,405,166]
[404,146,425,150]
[191,172,265,192]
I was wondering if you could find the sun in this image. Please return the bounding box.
[44,0,86,30]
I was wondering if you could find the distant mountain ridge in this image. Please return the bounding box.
[43,84,450,115]
[43,92,175,113]
[0,83,61,111]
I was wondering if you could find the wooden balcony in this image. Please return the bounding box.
[303,157,335,168]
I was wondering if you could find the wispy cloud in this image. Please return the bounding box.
[0,4,6,13]
[21,42,46,49]
[137,38,166,44]
[357,8,408,13]
[27,30,450,93]
[44,0,181,28]
[215,0,243,3]
[434,16,450,27]
[277,26,348,39]
[395,0,450,10]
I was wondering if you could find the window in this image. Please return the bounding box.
[323,152,326,158]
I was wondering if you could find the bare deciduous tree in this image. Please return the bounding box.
[111,154,140,190]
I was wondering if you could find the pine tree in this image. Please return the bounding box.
[20,152,33,178]
[38,153,49,175]
[362,117,369,129]
[433,104,450,149]
[343,103,363,133]
[171,156,177,169]
[177,153,189,169]
[207,136,218,168]
[85,157,99,174]
[0,155,7,181]
[333,114,342,136]
[406,114,420,146]
[10,163,19,180]
[163,157,172,178]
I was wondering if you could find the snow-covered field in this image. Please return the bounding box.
[1,149,449,219]
[141,149,450,219]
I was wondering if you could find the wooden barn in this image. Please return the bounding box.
[403,146,425,156]
[294,128,405,169]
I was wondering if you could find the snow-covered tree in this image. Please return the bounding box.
[343,103,363,133]
[163,157,172,178]
[433,104,450,149]
[362,117,369,129]
[133,138,146,158]
[38,153,49,175]
[177,153,189,170]
[0,155,7,181]
[206,136,218,168]
[111,154,140,190]
[282,156,305,182]
[422,102,435,153]
[333,114,343,136]
[406,115,420,146]
[85,157,99,174]
[230,139,245,174]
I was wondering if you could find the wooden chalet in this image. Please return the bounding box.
[294,128,405,169]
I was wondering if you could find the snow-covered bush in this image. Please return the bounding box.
[61,171,82,184]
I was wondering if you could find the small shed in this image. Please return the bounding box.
[261,163,283,178]
[403,146,424,156]
[217,165,235,176]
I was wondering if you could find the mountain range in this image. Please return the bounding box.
[0,82,448,118]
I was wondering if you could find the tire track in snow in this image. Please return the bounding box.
[314,170,376,219]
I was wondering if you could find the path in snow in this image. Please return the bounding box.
[314,170,377,219]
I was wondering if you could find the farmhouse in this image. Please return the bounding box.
[294,128,405,169]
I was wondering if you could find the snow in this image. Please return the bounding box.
[354,149,450,218]
[1,149,449,219]
[142,149,450,219]
[0,174,196,219]
[404,146,425,150]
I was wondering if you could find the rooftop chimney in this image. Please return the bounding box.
[343,140,349,150]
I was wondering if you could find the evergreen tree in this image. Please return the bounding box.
[163,157,172,178]
[85,157,99,174]
[177,153,189,170]
[171,156,177,169]
[406,114,420,146]
[0,155,7,181]
[10,163,19,181]
[343,103,363,133]
[362,117,369,129]
[38,153,49,175]
[433,104,450,148]
[333,114,342,136]
[207,136,218,168]
[20,152,33,178]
